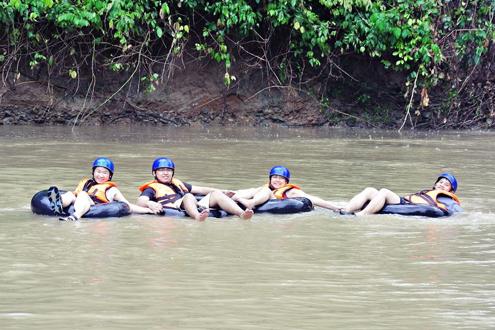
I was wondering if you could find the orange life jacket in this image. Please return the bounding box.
[74,178,117,204]
[138,178,190,206]
[404,190,461,212]
[265,183,301,200]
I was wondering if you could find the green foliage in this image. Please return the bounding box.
[141,72,160,94]
[29,52,46,69]
[0,0,494,77]
[0,0,493,103]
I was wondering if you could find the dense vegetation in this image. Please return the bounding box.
[1,0,494,128]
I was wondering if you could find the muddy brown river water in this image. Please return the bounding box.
[0,126,494,329]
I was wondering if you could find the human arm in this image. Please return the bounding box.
[136,195,163,214]
[286,189,340,211]
[111,188,159,214]
[231,187,260,199]
[218,187,262,199]
[231,186,272,209]
[129,203,159,214]
[189,185,221,195]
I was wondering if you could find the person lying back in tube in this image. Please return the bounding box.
[136,157,254,221]
[230,165,340,211]
[55,157,157,221]
[340,172,462,216]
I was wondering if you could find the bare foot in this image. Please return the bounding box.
[195,209,209,221]
[239,209,254,220]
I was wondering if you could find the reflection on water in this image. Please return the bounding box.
[0,126,494,330]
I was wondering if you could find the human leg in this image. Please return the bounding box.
[355,188,401,216]
[343,187,379,213]
[208,191,253,220]
[234,187,271,210]
[61,191,76,207]
[59,191,93,220]
[181,193,208,221]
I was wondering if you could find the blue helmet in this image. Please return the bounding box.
[436,172,458,192]
[269,165,290,182]
[92,157,114,175]
[152,157,175,172]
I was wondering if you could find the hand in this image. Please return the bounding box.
[147,201,163,213]
[148,207,162,215]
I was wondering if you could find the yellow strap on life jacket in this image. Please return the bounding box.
[265,183,301,200]
[405,190,460,211]
[138,178,189,205]
[74,178,117,204]
[74,178,90,195]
